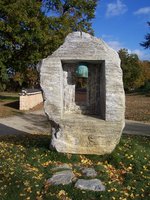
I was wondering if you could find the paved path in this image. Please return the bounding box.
[123,120,150,137]
[0,110,149,136]
[0,110,50,135]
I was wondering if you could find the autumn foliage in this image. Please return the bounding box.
[118,49,150,92]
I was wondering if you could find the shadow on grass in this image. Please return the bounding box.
[0,123,50,149]
[4,101,19,109]
[0,124,80,163]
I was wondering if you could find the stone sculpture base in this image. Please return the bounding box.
[50,114,124,155]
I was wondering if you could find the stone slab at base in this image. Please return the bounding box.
[51,113,124,155]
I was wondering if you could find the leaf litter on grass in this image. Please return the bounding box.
[0,134,149,200]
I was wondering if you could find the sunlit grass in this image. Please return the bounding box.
[0,134,149,200]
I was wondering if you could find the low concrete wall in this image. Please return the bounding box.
[19,92,43,110]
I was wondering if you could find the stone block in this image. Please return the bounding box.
[37,32,125,155]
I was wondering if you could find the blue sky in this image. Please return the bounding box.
[92,0,150,60]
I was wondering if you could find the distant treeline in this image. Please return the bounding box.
[0,0,98,91]
[118,49,150,92]
[0,1,149,93]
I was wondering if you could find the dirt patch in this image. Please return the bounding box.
[0,101,22,118]
[0,92,44,118]
[29,102,44,111]
[125,94,150,123]
[0,101,44,118]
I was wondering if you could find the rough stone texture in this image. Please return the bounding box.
[81,167,97,177]
[37,31,125,155]
[51,164,72,171]
[50,114,123,154]
[46,170,76,185]
[75,179,105,191]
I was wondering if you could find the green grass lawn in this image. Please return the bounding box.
[0,134,149,200]
[0,92,19,102]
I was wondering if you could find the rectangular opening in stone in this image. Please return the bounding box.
[62,60,105,120]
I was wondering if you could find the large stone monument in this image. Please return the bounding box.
[37,32,125,155]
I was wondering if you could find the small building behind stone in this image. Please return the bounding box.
[37,32,125,155]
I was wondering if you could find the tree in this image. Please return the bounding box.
[0,0,98,90]
[0,0,52,91]
[140,22,150,49]
[42,0,98,34]
[12,67,39,89]
[0,0,53,73]
[25,67,39,88]
[140,61,150,91]
[118,49,143,91]
[0,59,8,91]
